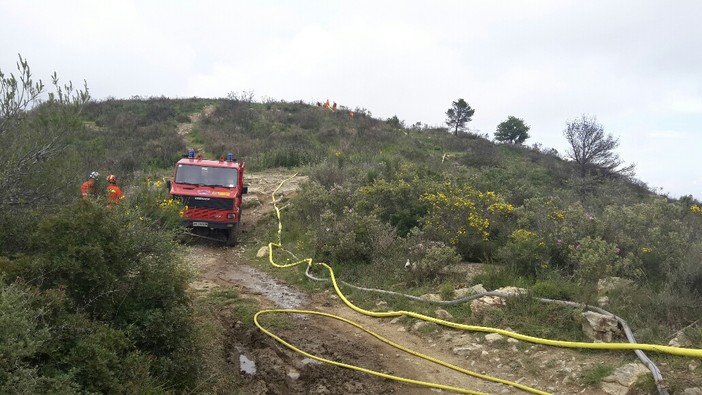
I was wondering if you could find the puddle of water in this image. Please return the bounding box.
[239,354,256,375]
[213,265,308,309]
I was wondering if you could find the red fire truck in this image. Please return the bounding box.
[168,149,247,245]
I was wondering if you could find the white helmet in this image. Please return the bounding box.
[89,171,100,180]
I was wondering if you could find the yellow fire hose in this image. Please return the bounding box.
[253,175,702,394]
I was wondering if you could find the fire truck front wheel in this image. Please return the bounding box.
[225,224,238,246]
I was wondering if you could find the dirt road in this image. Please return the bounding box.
[185,171,622,395]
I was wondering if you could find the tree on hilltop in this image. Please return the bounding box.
[495,116,530,144]
[445,99,475,135]
[564,115,634,178]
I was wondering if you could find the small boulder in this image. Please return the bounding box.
[455,284,487,297]
[435,308,454,321]
[485,333,504,343]
[256,246,269,258]
[452,344,484,356]
[669,330,693,348]
[601,363,650,395]
[581,311,621,343]
[470,286,527,321]
[597,296,610,308]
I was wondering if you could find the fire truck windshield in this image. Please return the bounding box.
[175,164,238,187]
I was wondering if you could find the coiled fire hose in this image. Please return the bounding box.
[253,175,701,394]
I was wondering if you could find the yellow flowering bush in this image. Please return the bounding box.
[420,182,513,260]
[126,177,186,231]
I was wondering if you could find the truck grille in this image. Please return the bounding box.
[176,195,234,210]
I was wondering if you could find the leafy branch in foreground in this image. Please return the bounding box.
[0,54,90,208]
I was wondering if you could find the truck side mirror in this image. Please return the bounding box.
[166,180,171,190]
[241,185,248,195]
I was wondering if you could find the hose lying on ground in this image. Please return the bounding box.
[255,174,698,395]
[301,261,669,395]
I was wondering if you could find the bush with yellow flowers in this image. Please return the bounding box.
[420,181,513,260]
[127,177,187,231]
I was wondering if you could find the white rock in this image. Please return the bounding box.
[455,284,487,297]
[256,246,268,258]
[601,363,649,395]
[470,286,528,320]
[597,296,610,308]
[485,333,504,343]
[581,311,621,342]
[452,344,484,355]
[435,308,454,320]
[669,330,692,347]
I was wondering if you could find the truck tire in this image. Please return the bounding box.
[226,224,238,246]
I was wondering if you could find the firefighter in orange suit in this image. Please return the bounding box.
[106,174,125,206]
[81,171,99,200]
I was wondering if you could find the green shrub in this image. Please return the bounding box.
[292,180,355,225]
[472,266,530,291]
[439,282,456,300]
[313,210,396,266]
[405,241,461,286]
[568,236,625,285]
[3,201,201,391]
[250,147,319,169]
[530,275,581,301]
[496,228,549,277]
[516,197,596,274]
[356,174,430,236]
[308,160,358,188]
[0,281,161,394]
[597,199,691,283]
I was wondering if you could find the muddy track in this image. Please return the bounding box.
[185,171,616,395]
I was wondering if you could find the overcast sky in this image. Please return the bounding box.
[2,1,701,199]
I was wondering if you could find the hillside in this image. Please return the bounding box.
[3,94,702,394]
